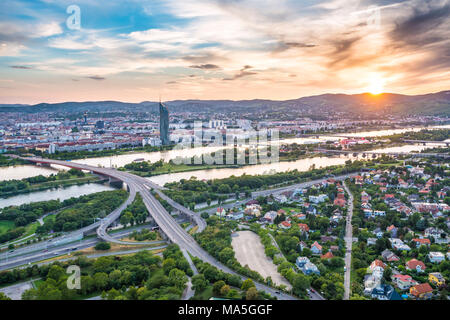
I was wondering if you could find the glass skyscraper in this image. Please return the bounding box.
[159,102,170,145]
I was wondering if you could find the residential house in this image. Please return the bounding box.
[311,241,322,255]
[295,256,320,275]
[386,225,398,237]
[279,221,291,230]
[321,251,334,259]
[381,249,399,262]
[390,238,411,251]
[309,194,328,204]
[392,274,417,290]
[302,262,320,275]
[298,223,310,233]
[298,241,307,252]
[263,211,278,223]
[361,191,371,203]
[373,227,384,239]
[369,259,386,272]
[429,272,445,287]
[226,212,243,220]
[406,259,426,273]
[370,284,402,300]
[412,238,431,247]
[428,252,445,263]
[410,283,433,300]
[334,198,346,207]
[367,238,378,246]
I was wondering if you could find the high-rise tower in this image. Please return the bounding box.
[159,101,170,145]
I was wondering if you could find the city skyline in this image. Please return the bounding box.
[1,0,449,104]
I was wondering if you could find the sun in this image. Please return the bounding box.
[367,77,385,95]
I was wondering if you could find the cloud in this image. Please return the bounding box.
[390,1,450,47]
[223,65,257,80]
[10,65,32,69]
[189,64,220,69]
[86,75,106,80]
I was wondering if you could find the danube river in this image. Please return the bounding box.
[0,183,116,209]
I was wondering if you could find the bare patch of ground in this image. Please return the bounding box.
[231,231,291,289]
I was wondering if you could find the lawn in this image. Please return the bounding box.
[0,220,15,233]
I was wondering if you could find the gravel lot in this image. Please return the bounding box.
[231,231,291,289]
[0,281,33,300]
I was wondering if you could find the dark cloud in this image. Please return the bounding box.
[223,65,257,81]
[10,65,32,69]
[327,36,362,67]
[189,64,220,69]
[390,2,450,46]
[166,81,177,84]
[86,75,106,80]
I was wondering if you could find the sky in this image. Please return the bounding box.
[0,0,449,104]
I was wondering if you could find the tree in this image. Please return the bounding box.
[241,279,255,291]
[162,258,176,275]
[95,242,111,251]
[293,274,310,296]
[93,272,109,291]
[47,265,65,281]
[218,247,234,263]
[168,268,188,290]
[0,292,11,300]
[220,284,231,296]
[213,280,226,295]
[192,274,209,291]
[246,287,259,300]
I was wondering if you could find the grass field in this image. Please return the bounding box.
[0,220,15,233]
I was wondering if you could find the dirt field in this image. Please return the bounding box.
[231,231,291,289]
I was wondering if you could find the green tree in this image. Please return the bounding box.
[241,279,255,291]
[246,287,259,300]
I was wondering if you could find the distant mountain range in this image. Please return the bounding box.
[1,90,449,116]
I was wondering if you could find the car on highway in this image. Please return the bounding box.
[344,266,347,271]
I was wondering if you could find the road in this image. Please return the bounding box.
[13,156,298,300]
[343,181,354,300]
[0,226,164,271]
[199,173,355,216]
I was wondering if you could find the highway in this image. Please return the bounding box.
[11,156,298,300]
[0,226,166,271]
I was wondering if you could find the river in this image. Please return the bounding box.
[0,125,448,184]
[0,183,116,209]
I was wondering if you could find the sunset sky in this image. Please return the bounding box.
[0,0,449,104]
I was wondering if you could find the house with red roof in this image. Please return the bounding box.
[412,238,431,247]
[369,259,386,272]
[279,221,291,230]
[392,274,417,290]
[406,259,426,273]
[410,283,433,299]
[298,223,309,233]
[321,251,334,259]
[334,198,346,207]
[311,241,322,255]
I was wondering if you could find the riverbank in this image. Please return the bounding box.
[0,174,103,199]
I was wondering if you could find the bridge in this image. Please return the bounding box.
[15,156,297,300]
[313,149,450,159]
[402,139,449,146]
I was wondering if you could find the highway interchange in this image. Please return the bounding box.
[1,156,359,300]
